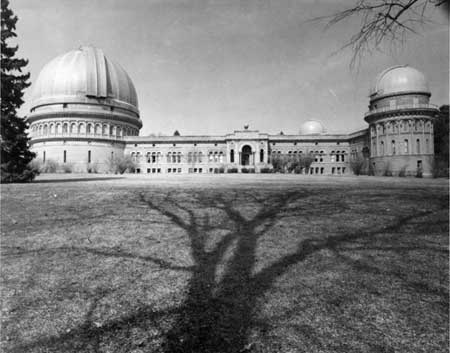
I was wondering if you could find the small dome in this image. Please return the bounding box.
[371,65,429,98]
[30,46,139,114]
[299,120,325,135]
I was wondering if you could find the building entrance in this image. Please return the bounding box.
[241,145,252,166]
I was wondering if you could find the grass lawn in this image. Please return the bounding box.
[1,174,448,353]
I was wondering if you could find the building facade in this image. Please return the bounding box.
[26,46,440,176]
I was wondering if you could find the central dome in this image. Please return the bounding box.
[370,65,429,98]
[30,46,139,114]
[299,120,325,135]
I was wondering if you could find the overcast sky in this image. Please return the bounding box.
[13,0,449,136]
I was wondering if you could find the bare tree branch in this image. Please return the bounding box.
[312,0,444,68]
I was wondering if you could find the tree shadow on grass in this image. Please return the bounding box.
[32,177,124,184]
[7,188,448,353]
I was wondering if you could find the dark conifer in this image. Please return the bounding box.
[1,0,37,182]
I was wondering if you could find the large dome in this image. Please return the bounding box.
[370,65,429,98]
[299,120,325,135]
[30,46,139,114]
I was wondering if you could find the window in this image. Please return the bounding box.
[341,154,345,162]
[167,152,171,163]
[404,139,409,154]
[260,149,264,163]
[392,140,396,155]
[332,167,335,174]
[416,139,421,154]
[136,168,140,174]
[198,152,203,163]
[178,168,182,173]
[320,167,324,174]
[425,139,429,153]
[188,152,192,163]
[147,168,150,174]
[63,150,67,163]
[88,150,91,163]
[43,151,46,163]
[230,149,235,163]
[63,123,68,134]
[172,153,177,163]
[342,167,346,174]
[380,141,384,155]
[219,152,224,163]
[177,152,181,163]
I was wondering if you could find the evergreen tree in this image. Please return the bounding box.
[1,0,37,182]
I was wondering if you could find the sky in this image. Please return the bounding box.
[12,0,449,136]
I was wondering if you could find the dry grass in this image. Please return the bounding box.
[1,174,448,353]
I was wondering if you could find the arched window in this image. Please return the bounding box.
[172,152,177,163]
[95,124,101,135]
[62,123,68,134]
[110,126,114,135]
[425,138,429,153]
[43,124,48,135]
[341,154,345,162]
[70,123,76,134]
[102,125,107,135]
[117,127,121,137]
[380,141,384,155]
[177,152,181,163]
[416,139,421,154]
[49,124,55,134]
[198,152,203,163]
[86,124,92,134]
[230,149,234,163]
[330,151,335,163]
[392,140,396,155]
[167,152,171,163]
[56,124,61,134]
[260,149,264,163]
[404,139,409,154]
[78,123,85,134]
[209,152,213,162]
[188,152,192,163]
[214,151,218,162]
[136,152,141,163]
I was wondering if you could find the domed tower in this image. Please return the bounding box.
[364,66,439,177]
[27,46,141,172]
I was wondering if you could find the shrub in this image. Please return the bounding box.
[398,166,407,177]
[61,163,73,173]
[107,155,136,174]
[259,167,272,173]
[86,162,99,174]
[218,167,225,173]
[383,162,392,177]
[227,168,238,173]
[350,155,366,176]
[40,159,58,173]
[28,159,42,176]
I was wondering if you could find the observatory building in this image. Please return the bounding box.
[27,46,439,177]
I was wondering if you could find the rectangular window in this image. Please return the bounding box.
[332,167,335,174]
[157,168,161,173]
[342,167,346,174]
[178,168,182,173]
[147,168,150,173]
[199,168,202,173]
[136,168,140,174]
[63,150,67,163]
[43,151,46,163]
[88,150,91,163]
